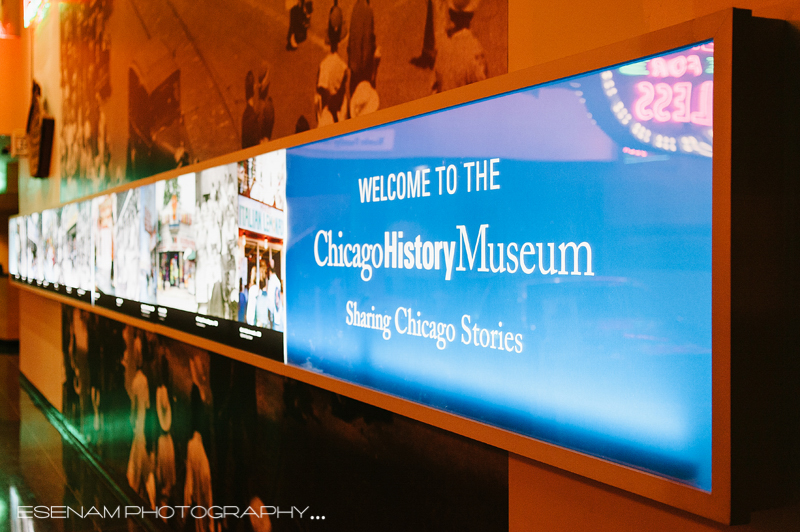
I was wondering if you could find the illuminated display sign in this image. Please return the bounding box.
[285,42,714,491]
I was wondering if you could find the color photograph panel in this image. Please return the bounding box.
[237,152,287,334]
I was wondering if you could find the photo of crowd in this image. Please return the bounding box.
[11,205,95,290]
[57,0,507,202]
[237,236,284,332]
[62,306,214,527]
[61,304,508,530]
[11,148,292,344]
[237,154,287,332]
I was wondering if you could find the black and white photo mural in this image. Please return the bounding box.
[61,304,509,530]
[57,0,508,202]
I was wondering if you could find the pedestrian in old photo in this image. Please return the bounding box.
[238,278,248,322]
[287,0,312,50]
[267,260,283,332]
[256,261,271,328]
[254,63,275,142]
[125,334,150,498]
[155,355,176,512]
[295,115,310,133]
[410,0,442,70]
[433,0,488,93]
[184,383,213,532]
[246,265,260,326]
[348,0,377,91]
[242,70,260,149]
[315,4,349,127]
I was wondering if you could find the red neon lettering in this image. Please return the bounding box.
[653,83,672,122]
[648,57,669,77]
[632,80,713,126]
[687,55,703,76]
[671,82,692,122]
[649,54,705,78]
[690,81,713,126]
[633,82,655,121]
[668,56,687,77]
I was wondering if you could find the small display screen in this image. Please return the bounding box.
[9,154,289,362]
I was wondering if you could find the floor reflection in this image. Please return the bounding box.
[0,370,152,532]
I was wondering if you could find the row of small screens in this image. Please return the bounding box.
[9,150,288,335]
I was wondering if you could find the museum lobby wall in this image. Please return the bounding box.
[6,0,800,530]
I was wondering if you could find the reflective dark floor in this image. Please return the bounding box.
[0,358,150,532]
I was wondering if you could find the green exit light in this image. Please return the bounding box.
[0,163,7,195]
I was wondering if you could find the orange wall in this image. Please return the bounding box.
[510,454,800,531]
[16,4,59,214]
[510,456,723,532]
[0,212,8,272]
[19,289,62,411]
[0,277,18,339]
[0,36,27,135]
[508,0,797,72]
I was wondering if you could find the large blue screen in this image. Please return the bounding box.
[286,42,714,490]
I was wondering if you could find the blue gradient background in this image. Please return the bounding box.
[285,45,712,491]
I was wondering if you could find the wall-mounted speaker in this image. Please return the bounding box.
[26,80,53,178]
[30,116,54,178]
